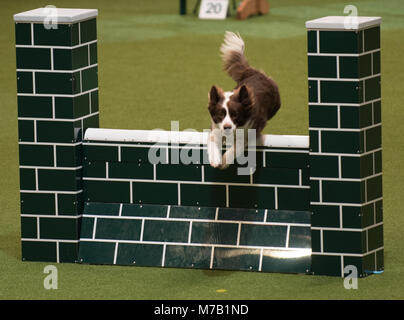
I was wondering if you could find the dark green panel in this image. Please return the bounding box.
[18,96,53,118]
[339,54,372,79]
[83,202,121,216]
[265,151,309,169]
[375,200,383,223]
[21,241,56,262]
[191,222,238,245]
[218,207,265,222]
[133,182,178,205]
[15,23,31,45]
[19,168,36,190]
[34,23,78,46]
[311,229,321,252]
[229,186,274,209]
[181,184,225,207]
[165,245,211,269]
[360,103,373,128]
[340,106,359,129]
[364,26,380,51]
[376,249,384,271]
[308,55,337,78]
[16,47,51,70]
[80,19,97,43]
[309,155,339,178]
[143,220,189,242]
[319,30,362,53]
[121,146,161,163]
[122,203,167,218]
[81,66,98,92]
[373,100,381,124]
[344,256,366,277]
[308,80,318,103]
[37,120,77,143]
[59,242,79,263]
[307,30,317,53]
[79,217,94,239]
[323,230,365,254]
[83,145,118,162]
[366,174,383,201]
[253,167,300,185]
[309,105,338,128]
[56,144,82,167]
[109,162,153,180]
[288,226,311,248]
[372,51,380,74]
[89,42,98,65]
[35,72,73,95]
[78,241,115,264]
[374,150,382,174]
[321,130,363,154]
[95,218,141,240]
[38,168,81,191]
[365,76,381,101]
[341,154,373,179]
[365,125,382,152]
[17,71,33,93]
[278,188,310,211]
[55,93,89,119]
[53,45,89,70]
[266,210,311,224]
[21,216,37,238]
[309,179,319,202]
[309,130,319,152]
[322,180,363,204]
[239,224,287,247]
[311,254,341,276]
[204,165,249,183]
[84,180,130,203]
[156,163,201,181]
[170,205,216,220]
[261,249,311,274]
[320,80,362,104]
[58,193,83,216]
[213,247,260,271]
[116,243,163,266]
[91,90,99,113]
[18,120,34,142]
[83,161,106,178]
[341,206,361,229]
[40,217,79,240]
[311,204,340,228]
[20,192,55,215]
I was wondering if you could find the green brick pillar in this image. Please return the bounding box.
[306,16,383,277]
[14,8,100,263]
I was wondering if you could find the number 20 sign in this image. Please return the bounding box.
[199,0,229,20]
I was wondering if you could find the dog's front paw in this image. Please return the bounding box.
[208,150,222,168]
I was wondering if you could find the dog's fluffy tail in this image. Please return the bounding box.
[220,31,250,83]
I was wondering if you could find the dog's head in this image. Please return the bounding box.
[208,85,253,135]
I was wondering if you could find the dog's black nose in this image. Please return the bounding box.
[223,125,232,130]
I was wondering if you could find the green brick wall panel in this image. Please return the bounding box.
[18,96,53,118]
[261,250,311,273]
[288,226,311,248]
[22,241,57,262]
[311,204,340,228]
[319,30,362,54]
[322,180,364,204]
[37,168,82,192]
[373,51,381,74]
[84,180,130,203]
[84,202,121,216]
[253,167,300,185]
[265,151,309,169]
[37,120,79,143]
[321,130,363,154]
[266,210,311,224]
[373,100,381,124]
[53,46,89,70]
[18,120,34,142]
[122,203,167,218]
[19,168,36,190]
[218,207,265,222]
[308,56,337,78]
[17,71,33,93]
[156,163,201,182]
[366,174,383,201]
[134,182,178,205]
[21,216,37,238]
[239,224,287,247]
[58,193,83,216]
[16,47,51,70]
[109,162,153,180]
[320,80,362,104]
[323,230,365,254]
[79,241,115,264]
[80,217,94,238]
[84,145,119,162]
[143,220,189,243]
[59,242,79,263]
[56,144,83,167]
[309,179,319,202]
[339,54,372,79]
[55,94,91,119]
[229,185,275,209]
[307,30,317,53]
[204,165,249,184]
[20,192,55,215]
[117,243,163,266]
[181,184,225,207]
[341,154,373,179]
[308,80,318,103]
[365,125,382,151]
[81,66,98,92]
[80,19,97,43]
[15,23,31,45]
[83,161,106,178]
[96,218,141,240]
[35,72,76,95]
[120,146,153,163]
[191,222,238,245]
[277,188,310,211]
[374,150,382,174]
[309,105,338,128]
[309,130,319,152]
[170,205,215,220]
[365,76,381,101]
[33,23,79,47]
[91,90,99,113]
[213,247,260,271]
[309,155,339,178]
[40,217,79,240]
[165,245,211,269]
[364,26,380,51]
[89,42,98,65]
[341,206,362,229]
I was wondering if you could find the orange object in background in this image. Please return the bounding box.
[236,0,269,20]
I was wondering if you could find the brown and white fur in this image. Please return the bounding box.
[207,31,281,169]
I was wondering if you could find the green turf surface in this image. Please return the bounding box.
[1,0,404,299]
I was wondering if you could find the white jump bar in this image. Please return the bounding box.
[84,128,309,149]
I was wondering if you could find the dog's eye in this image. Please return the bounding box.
[229,110,237,118]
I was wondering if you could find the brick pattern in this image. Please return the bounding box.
[307,26,383,276]
[16,18,100,262]
[78,202,311,273]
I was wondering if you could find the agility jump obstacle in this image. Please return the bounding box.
[15,8,383,277]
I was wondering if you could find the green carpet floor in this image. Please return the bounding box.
[1,0,404,299]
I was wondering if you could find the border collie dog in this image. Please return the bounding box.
[207,32,281,169]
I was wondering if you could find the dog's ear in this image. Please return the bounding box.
[238,85,252,107]
[209,85,221,105]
